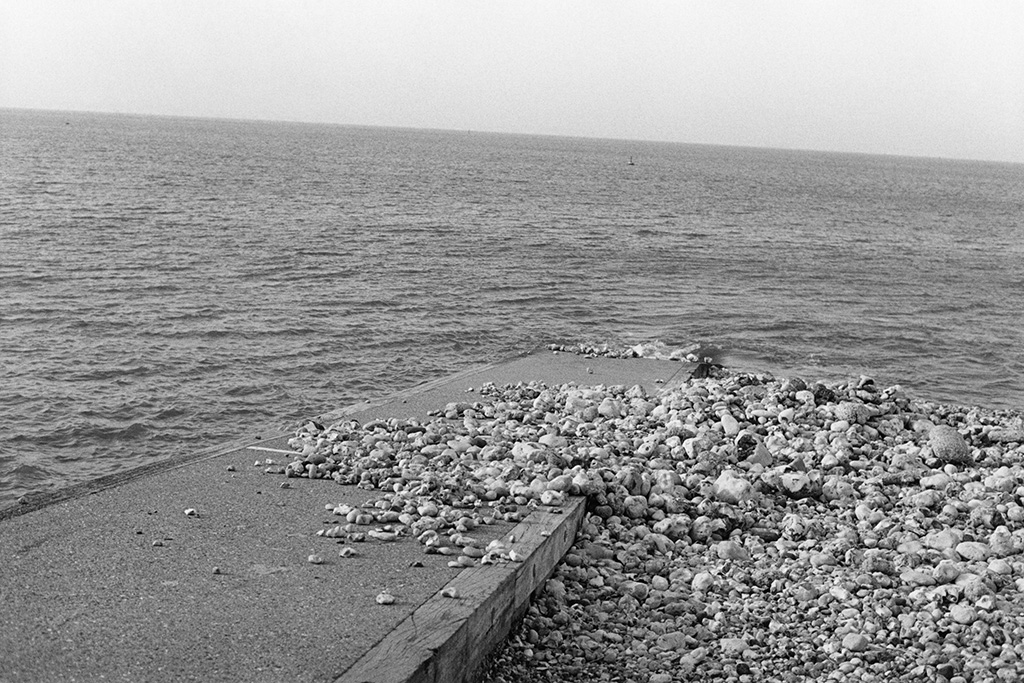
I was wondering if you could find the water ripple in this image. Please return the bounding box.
[1,109,1022,507]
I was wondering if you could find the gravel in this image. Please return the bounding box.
[281,349,1024,683]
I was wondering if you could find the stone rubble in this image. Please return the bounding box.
[280,353,1024,683]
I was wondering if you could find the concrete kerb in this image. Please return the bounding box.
[336,497,588,683]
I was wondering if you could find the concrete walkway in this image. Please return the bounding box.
[0,349,691,683]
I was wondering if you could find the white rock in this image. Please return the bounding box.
[540,490,566,506]
[920,472,953,488]
[900,570,936,587]
[713,470,753,505]
[909,490,944,508]
[719,412,740,436]
[538,433,568,448]
[655,631,689,652]
[923,529,962,551]
[598,397,621,419]
[988,558,1013,575]
[780,472,811,496]
[821,477,856,504]
[949,604,978,625]
[830,420,851,433]
[691,571,715,592]
[984,472,1016,492]
[842,633,870,652]
[988,528,1016,557]
[653,515,690,541]
[956,541,990,561]
[719,637,749,656]
[678,647,708,672]
[933,559,962,584]
[989,427,1024,443]
[854,503,874,521]
[716,540,750,562]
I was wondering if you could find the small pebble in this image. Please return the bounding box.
[375,592,396,605]
[988,558,1012,575]
[949,604,978,625]
[716,540,749,561]
[842,633,870,652]
[956,541,990,561]
[720,637,749,656]
[692,571,715,592]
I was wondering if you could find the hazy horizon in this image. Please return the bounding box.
[2,1,1022,164]
[8,104,1023,167]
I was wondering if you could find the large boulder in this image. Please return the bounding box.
[929,425,971,464]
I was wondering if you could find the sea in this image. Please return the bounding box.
[2,108,1022,509]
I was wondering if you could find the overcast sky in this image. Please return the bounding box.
[2,1,1022,163]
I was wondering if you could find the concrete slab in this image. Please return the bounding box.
[0,349,691,683]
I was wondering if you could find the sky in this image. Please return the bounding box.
[2,1,1022,163]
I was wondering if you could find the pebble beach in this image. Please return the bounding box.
[281,346,1024,683]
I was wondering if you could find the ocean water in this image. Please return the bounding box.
[2,108,1023,508]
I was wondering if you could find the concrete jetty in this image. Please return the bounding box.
[0,349,691,682]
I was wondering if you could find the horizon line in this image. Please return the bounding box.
[4,105,1021,167]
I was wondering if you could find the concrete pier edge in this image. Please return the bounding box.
[336,497,588,683]
[0,348,693,682]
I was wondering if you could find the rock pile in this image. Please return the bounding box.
[282,360,1024,683]
[548,341,701,362]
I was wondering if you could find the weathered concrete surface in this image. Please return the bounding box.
[0,349,690,682]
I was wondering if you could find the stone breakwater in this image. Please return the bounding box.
[281,362,1024,683]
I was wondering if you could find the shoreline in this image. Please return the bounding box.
[2,336,1019,512]
[3,348,1023,681]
